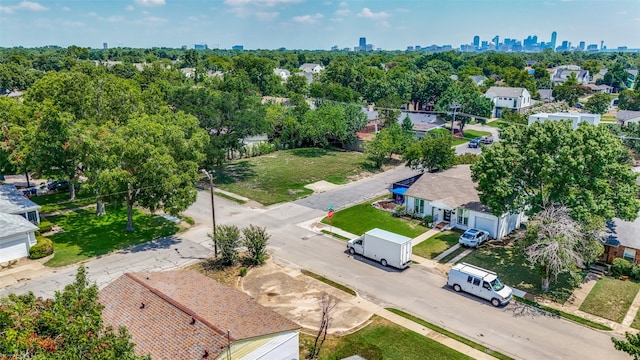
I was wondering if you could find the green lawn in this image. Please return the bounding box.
[579,277,640,323]
[214,148,374,205]
[31,192,97,213]
[632,304,640,330]
[486,121,506,128]
[301,316,473,360]
[429,128,492,146]
[321,201,427,238]
[44,206,181,267]
[413,230,461,259]
[461,243,578,303]
[601,115,616,122]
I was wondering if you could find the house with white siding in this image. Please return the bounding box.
[484,87,532,117]
[0,184,41,263]
[403,165,524,239]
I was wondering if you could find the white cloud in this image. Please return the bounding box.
[255,11,279,20]
[378,20,390,28]
[339,1,347,6]
[1,1,48,13]
[63,21,84,27]
[107,15,125,22]
[135,16,168,24]
[293,13,323,24]
[126,5,135,11]
[87,12,97,17]
[134,0,166,7]
[17,1,47,11]
[225,0,303,6]
[358,8,389,19]
[62,6,70,12]
[335,8,349,15]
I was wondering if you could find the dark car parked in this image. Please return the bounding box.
[468,137,481,148]
[47,180,69,192]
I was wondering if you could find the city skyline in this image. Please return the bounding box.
[1,0,639,50]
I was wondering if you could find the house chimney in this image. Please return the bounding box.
[139,302,145,309]
[202,350,209,358]
[190,317,196,325]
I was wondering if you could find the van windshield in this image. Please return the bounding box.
[490,278,505,291]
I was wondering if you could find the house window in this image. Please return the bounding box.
[27,211,38,223]
[457,208,469,226]
[624,248,636,262]
[414,199,425,214]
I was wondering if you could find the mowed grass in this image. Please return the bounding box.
[321,201,427,238]
[300,316,473,360]
[461,243,578,303]
[31,192,97,213]
[214,148,373,205]
[44,206,180,267]
[429,128,492,146]
[579,277,640,323]
[413,230,461,259]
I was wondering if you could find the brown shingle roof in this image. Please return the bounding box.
[404,165,490,212]
[99,270,299,360]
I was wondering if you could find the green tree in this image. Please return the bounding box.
[364,122,412,168]
[211,224,241,266]
[435,80,493,133]
[97,111,208,231]
[552,72,589,106]
[618,88,640,111]
[472,120,640,222]
[0,265,147,360]
[285,73,309,96]
[584,92,612,114]
[403,132,456,173]
[242,224,270,265]
[612,332,640,359]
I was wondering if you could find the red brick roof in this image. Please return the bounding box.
[99,270,299,360]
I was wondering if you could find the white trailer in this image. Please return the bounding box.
[346,228,412,269]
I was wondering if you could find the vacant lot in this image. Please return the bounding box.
[461,243,578,303]
[214,148,374,205]
[579,277,640,323]
[300,316,472,360]
[45,206,180,267]
[321,200,427,238]
[413,230,461,259]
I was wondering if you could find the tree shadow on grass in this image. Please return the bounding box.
[214,161,256,185]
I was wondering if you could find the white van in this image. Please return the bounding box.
[447,263,512,307]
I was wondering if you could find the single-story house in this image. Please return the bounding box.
[551,65,589,85]
[584,84,613,94]
[403,165,524,239]
[601,217,640,263]
[484,86,532,117]
[617,110,640,126]
[537,89,553,103]
[299,63,324,74]
[469,75,486,86]
[398,112,446,139]
[274,68,291,81]
[0,184,41,224]
[0,213,38,263]
[528,112,600,129]
[99,270,301,360]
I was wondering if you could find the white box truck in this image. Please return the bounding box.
[346,228,412,269]
[447,262,513,307]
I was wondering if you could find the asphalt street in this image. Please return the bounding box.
[0,164,628,360]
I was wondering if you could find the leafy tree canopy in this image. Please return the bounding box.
[472,120,640,222]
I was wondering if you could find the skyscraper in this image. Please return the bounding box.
[359,37,366,51]
[473,35,480,49]
[550,31,557,50]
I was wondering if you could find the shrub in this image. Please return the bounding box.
[455,153,479,165]
[612,258,633,277]
[421,215,433,227]
[239,267,248,277]
[631,265,640,281]
[211,225,241,267]
[392,205,406,217]
[242,224,270,266]
[38,221,53,233]
[29,236,54,259]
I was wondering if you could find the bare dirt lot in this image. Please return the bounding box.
[242,259,372,334]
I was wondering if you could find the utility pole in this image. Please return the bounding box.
[201,169,218,257]
[449,102,461,136]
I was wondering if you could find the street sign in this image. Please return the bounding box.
[327,209,334,219]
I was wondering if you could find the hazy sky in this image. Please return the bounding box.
[1,0,639,50]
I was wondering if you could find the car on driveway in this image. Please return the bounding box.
[459,229,490,248]
[480,136,494,145]
[47,180,69,192]
[468,137,481,148]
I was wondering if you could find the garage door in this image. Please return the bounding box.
[0,238,29,263]
[474,217,496,238]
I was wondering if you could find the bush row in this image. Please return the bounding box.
[611,258,640,280]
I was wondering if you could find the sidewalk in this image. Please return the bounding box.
[0,256,53,288]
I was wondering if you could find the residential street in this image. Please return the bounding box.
[0,165,628,360]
